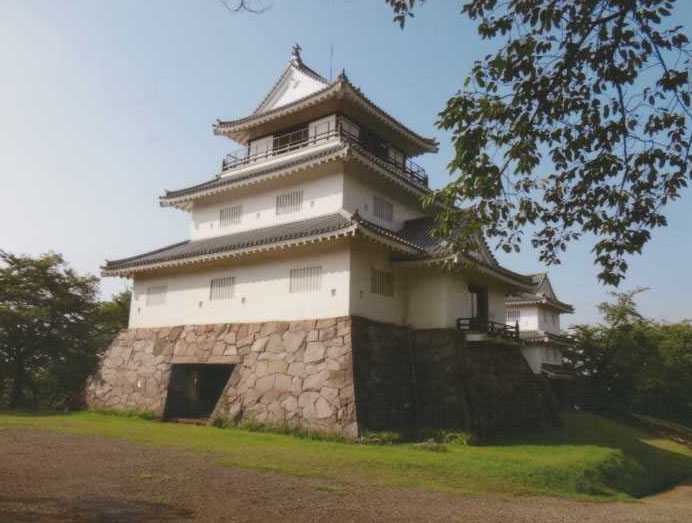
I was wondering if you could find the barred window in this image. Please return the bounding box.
[145,286,167,306]
[506,308,520,323]
[209,276,235,301]
[276,189,303,215]
[373,196,393,222]
[220,205,242,227]
[289,266,322,293]
[370,268,394,297]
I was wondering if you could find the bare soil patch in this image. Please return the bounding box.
[1,428,690,522]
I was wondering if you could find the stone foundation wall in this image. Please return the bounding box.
[87,315,556,439]
[350,318,557,437]
[86,317,357,437]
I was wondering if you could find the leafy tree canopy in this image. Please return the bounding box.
[387,0,691,285]
[564,288,692,424]
[0,251,129,408]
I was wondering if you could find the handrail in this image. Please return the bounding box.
[456,317,520,341]
[220,119,429,187]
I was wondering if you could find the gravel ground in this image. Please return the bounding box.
[0,428,690,522]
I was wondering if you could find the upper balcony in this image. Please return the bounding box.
[219,116,429,188]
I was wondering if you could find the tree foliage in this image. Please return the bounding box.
[564,289,692,425]
[0,251,129,409]
[388,0,691,285]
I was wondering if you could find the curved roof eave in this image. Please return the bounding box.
[213,78,438,153]
[159,144,431,208]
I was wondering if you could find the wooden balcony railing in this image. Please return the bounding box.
[220,119,429,187]
[456,317,520,342]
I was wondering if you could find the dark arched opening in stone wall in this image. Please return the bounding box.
[163,364,234,420]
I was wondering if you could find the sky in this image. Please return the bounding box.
[2,0,692,326]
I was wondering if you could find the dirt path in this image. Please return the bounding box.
[0,429,690,522]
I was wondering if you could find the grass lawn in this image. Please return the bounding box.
[1,411,690,500]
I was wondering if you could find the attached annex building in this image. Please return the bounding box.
[505,273,575,379]
[87,47,567,437]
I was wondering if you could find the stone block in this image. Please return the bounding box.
[319,327,337,341]
[275,374,293,393]
[304,342,326,363]
[287,362,305,377]
[283,330,306,353]
[316,318,336,329]
[268,360,289,375]
[321,386,339,403]
[255,375,275,394]
[315,397,334,419]
[281,395,298,414]
[251,336,269,353]
[303,370,329,392]
[261,321,289,336]
[266,333,285,353]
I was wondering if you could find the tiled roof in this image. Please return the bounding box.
[506,293,574,312]
[391,216,535,287]
[506,272,574,312]
[103,213,355,273]
[102,212,531,289]
[214,75,438,153]
[160,142,430,206]
[161,142,347,202]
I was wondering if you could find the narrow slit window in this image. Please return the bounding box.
[276,189,303,215]
[289,266,322,294]
[370,268,394,297]
[373,196,394,222]
[145,286,167,306]
[209,276,235,301]
[220,205,242,227]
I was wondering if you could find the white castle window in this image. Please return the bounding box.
[276,189,303,215]
[145,286,167,306]
[371,268,394,297]
[373,196,393,222]
[209,276,235,301]
[289,266,322,293]
[506,308,520,323]
[220,205,242,227]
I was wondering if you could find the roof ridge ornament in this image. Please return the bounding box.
[337,68,349,82]
[290,43,303,67]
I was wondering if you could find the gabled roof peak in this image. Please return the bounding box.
[252,45,330,115]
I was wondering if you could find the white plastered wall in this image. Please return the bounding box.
[341,172,425,231]
[260,66,327,112]
[405,269,508,329]
[509,306,540,331]
[129,245,350,328]
[190,170,344,240]
[507,305,562,333]
[348,241,407,325]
